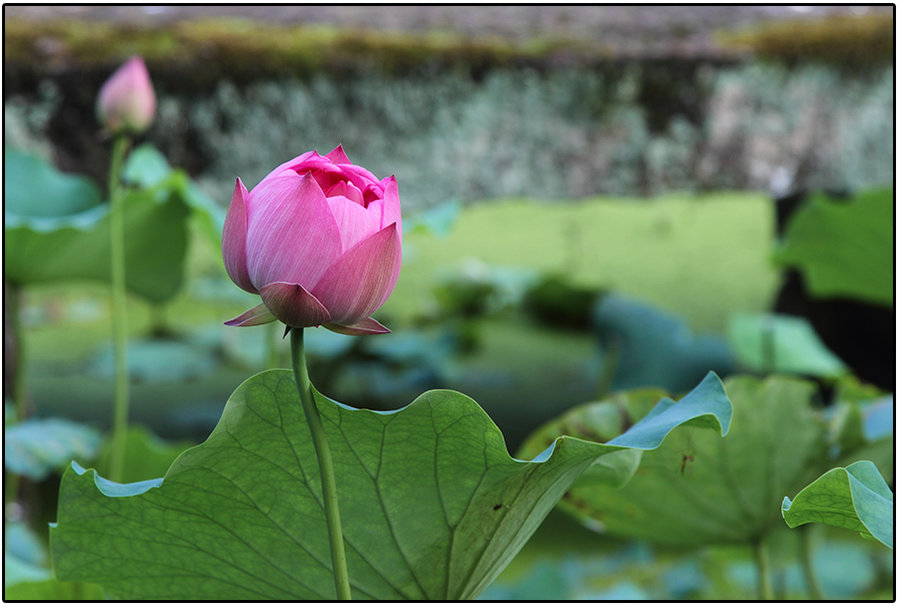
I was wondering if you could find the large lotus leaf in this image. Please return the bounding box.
[4,418,103,481]
[727,313,847,378]
[782,460,893,549]
[519,375,827,547]
[774,188,893,306]
[50,370,730,600]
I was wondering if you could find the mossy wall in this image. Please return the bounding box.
[4,16,894,210]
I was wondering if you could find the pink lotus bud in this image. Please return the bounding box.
[96,56,156,135]
[222,146,402,335]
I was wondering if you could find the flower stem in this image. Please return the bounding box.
[108,135,131,483]
[289,327,352,600]
[755,535,774,600]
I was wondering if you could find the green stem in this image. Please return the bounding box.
[755,535,774,600]
[800,525,825,599]
[108,135,131,483]
[289,327,352,600]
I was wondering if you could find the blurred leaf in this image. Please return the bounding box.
[93,426,195,484]
[860,396,893,442]
[403,198,462,237]
[123,143,225,246]
[774,188,893,306]
[51,370,731,599]
[5,144,223,303]
[5,186,190,303]
[782,460,893,549]
[4,418,102,481]
[728,313,847,377]
[521,375,826,546]
[592,293,738,393]
[4,149,103,217]
[4,553,52,586]
[4,551,105,600]
[87,337,218,382]
[829,393,894,480]
[523,273,602,329]
[5,520,47,568]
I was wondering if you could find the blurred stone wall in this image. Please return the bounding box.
[4,6,894,210]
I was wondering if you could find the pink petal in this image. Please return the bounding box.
[380,175,402,233]
[325,144,351,164]
[310,222,402,325]
[261,150,320,182]
[259,281,331,328]
[245,173,342,289]
[221,178,257,294]
[224,302,277,327]
[324,316,390,335]
[326,195,383,252]
[326,180,364,205]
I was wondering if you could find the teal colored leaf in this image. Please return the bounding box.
[519,375,826,546]
[592,293,738,394]
[87,338,218,382]
[51,370,731,600]
[782,460,893,549]
[4,149,103,217]
[774,188,893,306]
[5,520,47,569]
[4,418,102,481]
[727,313,847,377]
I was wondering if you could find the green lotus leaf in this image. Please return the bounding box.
[782,460,893,549]
[774,187,893,306]
[519,375,826,547]
[50,370,730,599]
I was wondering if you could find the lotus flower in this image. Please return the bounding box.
[96,56,156,135]
[222,146,402,335]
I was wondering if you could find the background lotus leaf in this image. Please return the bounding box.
[4,146,222,304]
[519,375,828,546]
[773,187,893,306]
[782,460,893,549]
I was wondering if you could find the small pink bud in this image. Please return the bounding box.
[222,146,402,335]
[96,56,156,135]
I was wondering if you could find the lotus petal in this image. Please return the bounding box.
[259,281,331,328]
